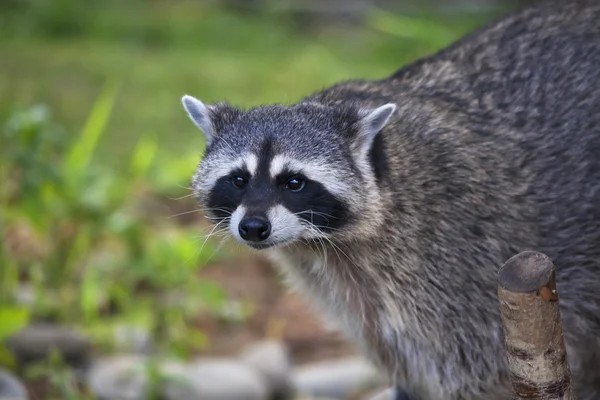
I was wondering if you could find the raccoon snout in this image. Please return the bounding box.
[238,216,271,242]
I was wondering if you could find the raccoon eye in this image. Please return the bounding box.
[232,176,247,188]
[285,177,305,192]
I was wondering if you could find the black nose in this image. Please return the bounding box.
[238,217,271,242]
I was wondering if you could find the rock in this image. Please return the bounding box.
[88,355,269,400]
[14,285,35,307]
[292,357,384,399]
[7,324,91,367]
[87,354,189,400]
[240,340,294,399]
[294,398,339,400]
[292,397,341,400]
[365,387,396,400]
[113,324,151,354]
[165,358,269,400]
[86,355,149,400]
[0,368,28,400]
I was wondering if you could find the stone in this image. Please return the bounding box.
[87,354,189,400]
[165,358,269,400]
[86,355,149,400]
[7,324,91,367]
[365,387,396,400]
[291,357,384,399]
[14,285,35,307]
[87,355,269,400]
[113,324,151,354]
[0,367,28,400]
[240,340,294,399]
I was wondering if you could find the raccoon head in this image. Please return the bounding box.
[181,94,396,250]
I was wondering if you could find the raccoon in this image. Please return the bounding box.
[180,1,600,399]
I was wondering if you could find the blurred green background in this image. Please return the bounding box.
[0,0,514,398]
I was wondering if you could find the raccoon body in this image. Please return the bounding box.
[181,1,600,399]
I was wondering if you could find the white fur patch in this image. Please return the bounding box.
[245,153,259,176]
[196,156,243,193]
[196,153,258,194]
[267,204,305,244]
[269,154,353,198]
[229,205,246,242]
[268,154,289,178]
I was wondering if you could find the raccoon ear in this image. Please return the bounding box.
[181,94,216,145]
[354,103,396,156]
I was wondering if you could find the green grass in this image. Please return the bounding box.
[0,1,505,398]
[0,2,501,166]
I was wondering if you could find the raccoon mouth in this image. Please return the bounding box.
[244,240,289,250]
[246,243,275,250]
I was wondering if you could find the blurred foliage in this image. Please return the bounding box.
[0,0,504,398]
[0,0,504,167]
[0,79,234,355]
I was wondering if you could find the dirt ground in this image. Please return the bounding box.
[196,254,356,364]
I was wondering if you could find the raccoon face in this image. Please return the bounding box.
[181,95,395,250]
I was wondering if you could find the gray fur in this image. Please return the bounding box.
[354,103,397,159]
[183,1,600,399]
[181,95,216,145]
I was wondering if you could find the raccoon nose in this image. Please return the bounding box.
[239,217,271,242]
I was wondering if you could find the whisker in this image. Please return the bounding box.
[303,223,329,274]
[294,210,342,220]
[301,220,363,272]
[168,209,204,219]
[193,229,230,243]
[309,225,346,233]
[170,206,233,220]
[198,218,230,254]
[166,192,196,201]
[205,235,231,264]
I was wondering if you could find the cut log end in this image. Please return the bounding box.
[497,251,575,399]
[498,251,554,293]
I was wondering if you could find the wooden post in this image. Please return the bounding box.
[497,251,575,399]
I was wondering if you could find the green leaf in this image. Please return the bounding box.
[0,345,16,369]
[64,77,120,184]
[81,267,103,322]
[187,329,208,351]
[0,306,30,340]
[130,133,158,179]
[194,280,227,311]
[5,104,50,140]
